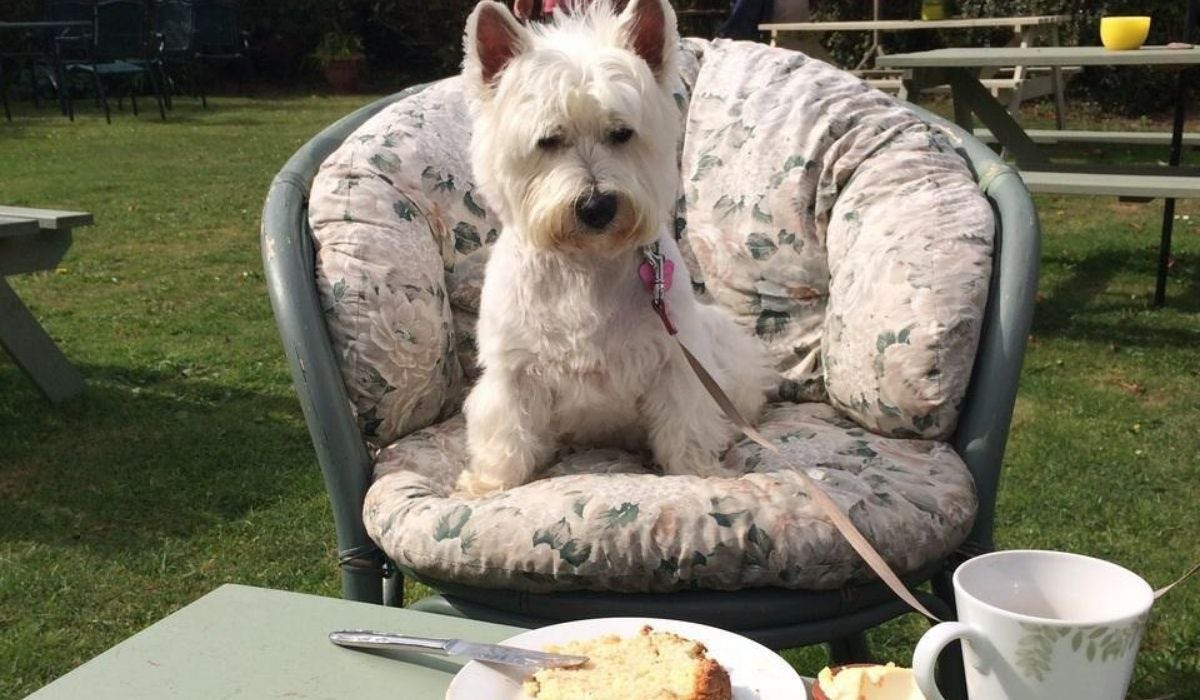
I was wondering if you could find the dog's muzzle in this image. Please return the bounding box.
[574,191,618,231]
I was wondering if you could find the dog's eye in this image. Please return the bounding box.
[607,127,634,145]
[536,134,564,151]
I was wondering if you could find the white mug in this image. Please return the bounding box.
[913,550,1153,700]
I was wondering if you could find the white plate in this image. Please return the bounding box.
[445,617,808,700]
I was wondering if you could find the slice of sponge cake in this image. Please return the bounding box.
[524,625,731,700]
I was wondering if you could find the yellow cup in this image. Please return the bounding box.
[1100,16,1151,51]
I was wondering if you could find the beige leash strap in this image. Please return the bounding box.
[1155,561,1200,599]
[676,341,943,622]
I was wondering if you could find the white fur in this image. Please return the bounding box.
[456,0,774,497]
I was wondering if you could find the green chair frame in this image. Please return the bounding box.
[260,86,1039,680]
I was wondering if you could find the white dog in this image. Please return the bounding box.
[455,0,773,497]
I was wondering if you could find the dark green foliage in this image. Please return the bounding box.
[4,0,1193,111]
[1,0,476,85]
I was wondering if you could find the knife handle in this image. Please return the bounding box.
[329,630,453,654]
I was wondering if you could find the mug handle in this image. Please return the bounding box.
[912,621,990,700]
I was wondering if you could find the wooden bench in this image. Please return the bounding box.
[976,128,1200,148]
[0,216,41,238]
[0,205,94,403]
[1017,170,1200,200]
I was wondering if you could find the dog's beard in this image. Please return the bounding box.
[520,178,657,256]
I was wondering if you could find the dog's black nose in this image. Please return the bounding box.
[575,192,617,230]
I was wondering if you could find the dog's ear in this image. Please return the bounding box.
[617,0,677,79]
[464,1,531,93]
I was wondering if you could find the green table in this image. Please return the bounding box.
[30,584,819,698]
[28,584,527,699]
[878,45,1200,307]
[0,205,92,402]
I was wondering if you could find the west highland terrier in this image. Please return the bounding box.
[455,0,773,497]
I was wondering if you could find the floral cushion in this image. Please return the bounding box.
[364,401,975,593]
[679,40,993,437]
[308,80,477,446]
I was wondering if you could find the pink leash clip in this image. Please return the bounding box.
[639,245,677,335]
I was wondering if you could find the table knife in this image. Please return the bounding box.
[329,630,588,669]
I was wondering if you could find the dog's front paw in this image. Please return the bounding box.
[453,470,511,499]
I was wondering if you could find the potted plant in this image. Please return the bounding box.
[314,30,365,93]
[921,0,947,21]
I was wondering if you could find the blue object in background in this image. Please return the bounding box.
[716,0,773,40]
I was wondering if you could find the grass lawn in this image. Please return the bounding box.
[1,94,1198,699]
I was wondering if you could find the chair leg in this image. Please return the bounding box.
[932,567,957,618]
[29,59,43,110]
[148,68,167,121]
[382,569,403,608]
[827,633,873,664]
[157,63,174,111]
[1,61,10,122]
[92,72,111,123]
[198,64,208,109]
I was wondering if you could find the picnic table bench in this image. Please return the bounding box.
[878,44,1200,306]
[974,128,1200,149]
[0,205,92,402]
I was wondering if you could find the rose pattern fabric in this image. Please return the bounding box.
[679,40,993,436]
[364,402,976,593]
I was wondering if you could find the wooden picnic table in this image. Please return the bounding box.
[760,15,1070,33]
[760,14,1072,126]
[878,45,1200,306]
[0,205,92,402]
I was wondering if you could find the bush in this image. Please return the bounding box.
[811,0,1196,116]
[3,0,1194,110]
[235,0,478,84]
[0,0,39,22]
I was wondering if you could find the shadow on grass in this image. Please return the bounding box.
[0,362,320,558]
[1033,247,1200,348]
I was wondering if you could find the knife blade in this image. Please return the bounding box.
[329,630,588,669]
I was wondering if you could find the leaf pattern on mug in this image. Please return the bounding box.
[1013,615,1148,683]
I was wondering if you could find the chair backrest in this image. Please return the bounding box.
[154,0,195,54]
[93,0,148,61]
[44,0,96,59]
[46,0,94,23]
[194,0,239,53]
